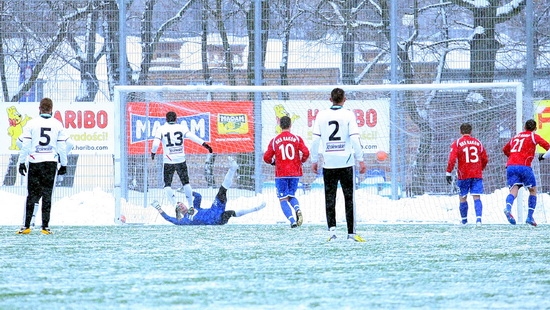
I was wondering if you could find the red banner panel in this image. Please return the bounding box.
[127,101,254,155]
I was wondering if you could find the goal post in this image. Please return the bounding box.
[113,82,525,225]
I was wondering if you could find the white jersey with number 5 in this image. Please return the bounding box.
[18,116,69,166]
[310,107,364,168]
[151,122,205,164]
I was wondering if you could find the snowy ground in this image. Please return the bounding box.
[3,185,550,308]
[1,184,549,227]
[2,224,550,309]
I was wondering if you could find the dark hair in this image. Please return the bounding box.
[460,123,472,134]
[39,97,53,114]
[166,111,177,123]
[330,88,345,104]
[525,119,536,131]
[279,116,291,130]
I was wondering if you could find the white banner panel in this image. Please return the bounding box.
[261,100,390,154]
[2,102,114,154]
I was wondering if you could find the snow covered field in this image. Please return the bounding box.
[1,184,549,227]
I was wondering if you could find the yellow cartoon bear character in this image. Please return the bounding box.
[274,104,300,133]
[7,106,31,150]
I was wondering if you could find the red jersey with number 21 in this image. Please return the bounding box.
[446,134,488,180]
[503,131,550,167]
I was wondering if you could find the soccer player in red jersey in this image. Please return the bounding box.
[263,116,310,228]
[502,119,550,226]
[446,123,488,226]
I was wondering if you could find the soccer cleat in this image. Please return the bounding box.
[503,208,516,225]
[41,227,53,235]
[291,223,298,228]
[16,227,31,235]
[296,210,303,227]
[326,226,337,241]
[526,217,537,227]
[347,234,366,242]
[476,219,482,227]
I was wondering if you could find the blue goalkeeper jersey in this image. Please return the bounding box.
[160,192,228,225]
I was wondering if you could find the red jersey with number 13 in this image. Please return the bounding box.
[503,131,550,167]
[446,134,488,180]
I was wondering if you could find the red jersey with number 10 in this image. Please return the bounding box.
[446,134,488,180]
[503,131,550,167]
[263,131,310,177]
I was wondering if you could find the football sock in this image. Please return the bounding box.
[235,202,266,217]
[459,201,468,223]
[280,200,295,224]
[182,184,193,208]
[505,194,515,212]
[164,187,176,205]
[474,199,482,218]
[289,197,300,212]
[528,195,537,218]
[222,162,238,189]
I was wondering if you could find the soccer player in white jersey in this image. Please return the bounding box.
[151,111,213,219]
[310,88,367,242]
[16,98,69,235]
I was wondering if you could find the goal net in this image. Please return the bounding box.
[113,82,546,225]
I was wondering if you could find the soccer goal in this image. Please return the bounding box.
[113,82,534,225]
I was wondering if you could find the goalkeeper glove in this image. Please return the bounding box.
[58,166,67,175]
[151,153,156,160]
[446,175,452,185]
[202,142,213,153]
[18,163,27,176]
[188,206,195,216]
[539,154,545,161]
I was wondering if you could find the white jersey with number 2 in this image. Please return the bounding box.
[310,106,364,169]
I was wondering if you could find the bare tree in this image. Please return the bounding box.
[135,0,198,86]
[200,0,213,89]
[9,2,107,102]
[271,0,304,99]
[214,0,237,99]
[65,2,101,102]
[242,0,269,88]
[312,0,385,85]
[447,0,526,84]
[0,1,8,102]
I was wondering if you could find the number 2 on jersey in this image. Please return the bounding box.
[328,120,341,141]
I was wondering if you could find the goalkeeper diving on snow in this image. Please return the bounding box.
[151,157,266,225]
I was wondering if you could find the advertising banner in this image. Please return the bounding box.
[261,100,390,154]
[535,100,550,153]
[127,101,254,155]
[1,102,114,154]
